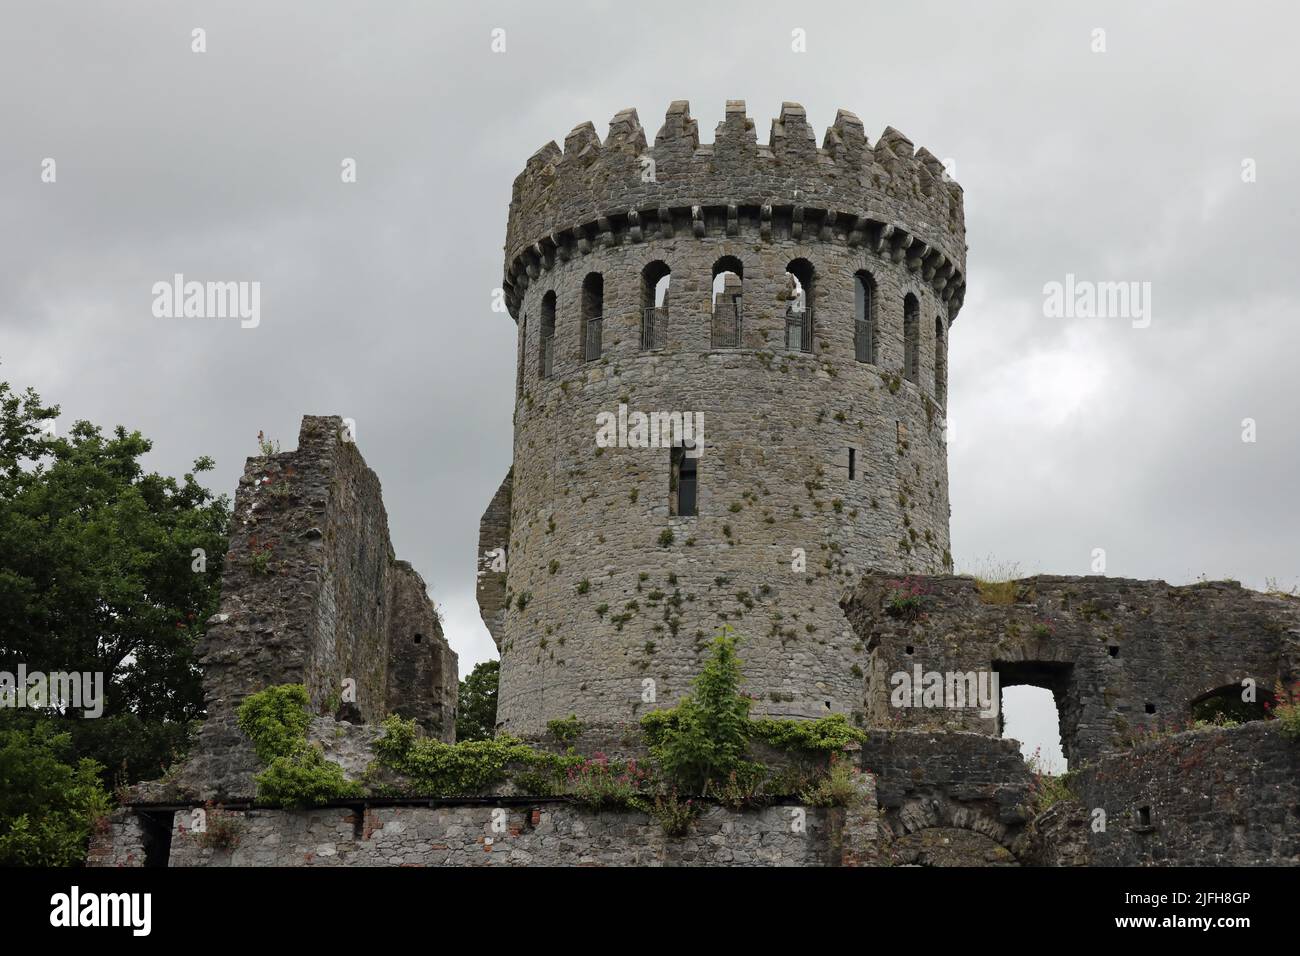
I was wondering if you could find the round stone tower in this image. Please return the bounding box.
[478,100,967,737]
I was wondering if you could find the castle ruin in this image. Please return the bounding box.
[89,101,1299,867]
[480,100,965,735]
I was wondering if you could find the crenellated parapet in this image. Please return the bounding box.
[502,100,966,320]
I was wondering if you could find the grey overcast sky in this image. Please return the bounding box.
[3,1,1297,767]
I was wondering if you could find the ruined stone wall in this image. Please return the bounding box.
[1071,721,1299,866]
[385,561,458,736]
[167,416,456,801]
[475,470,512,652]
[844,574,1298,765]
[859,730,1033,864]
[92,781,879,868]
[490,101,963,736]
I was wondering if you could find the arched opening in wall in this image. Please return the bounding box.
[581,273,603,362]
[711,256,743,348]
[641,260,671,350]
[934,315,947,405]
[996,660,1075,773]
[903,293,920,384]
[539,291,556,378]
[1189,682,1275,726]
[784,258,814,353]
[854,270,876,364]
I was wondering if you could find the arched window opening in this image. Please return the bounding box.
[581,273,603,362]
[641,261,671,350]
[997,659,1075,771]
[1190,683,1275,727]
[854,271,876,364]
[711,256,743,349]
[784,258,814,353]
[903,293,920,384]
[539,292,556,378]
[934,315,947,405]
[1001,685,1068,774]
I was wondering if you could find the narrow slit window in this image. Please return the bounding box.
[854,271,876,364]
[539,292,556,378]
[670,445,697,517]
[581,273,603,362]
[903,293,920,384]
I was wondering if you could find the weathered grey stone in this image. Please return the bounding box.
[490,103,958,736]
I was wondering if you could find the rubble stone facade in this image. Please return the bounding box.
[163,416,457,802]
[483,101,967,735]
[86,101,1299,869]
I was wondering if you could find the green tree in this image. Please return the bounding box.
[455,659,499,741]
[0,722,111,866]
[0,377,229,787]
[641,629,754,793]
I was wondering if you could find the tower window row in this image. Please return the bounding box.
[525,258,948,405]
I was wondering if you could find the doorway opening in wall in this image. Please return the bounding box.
[995,661,1073,774]
[138,810,173,867]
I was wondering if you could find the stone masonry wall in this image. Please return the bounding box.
[502,101,967,317]
[859,730,1033,864]
[844,574,1299,766]
[490,101,962,736]
[1071,721,1300,866]
[161,416,456,801]
[91,775,879,868]
[476,469,512,652]
[386,561,458,736]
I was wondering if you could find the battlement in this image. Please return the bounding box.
[503,101,966,320]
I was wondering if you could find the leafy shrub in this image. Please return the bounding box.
[546,714,583,746]
[0,722,111,866]
[641,629,756,794]
[750,713,865,752]
[235,684,360,807]
[375,715,570,796]
[642,630,867,797]
[255,745,363,808]
[237,685,312,762]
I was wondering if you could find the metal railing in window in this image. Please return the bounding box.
[785,307,812,353]
[854,320,873,363]
[711,300,742,349]
[541,335,554,378]
[584,316,602,362]
[642,307,667,350]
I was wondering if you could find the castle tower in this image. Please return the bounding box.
[478,101,967,737]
